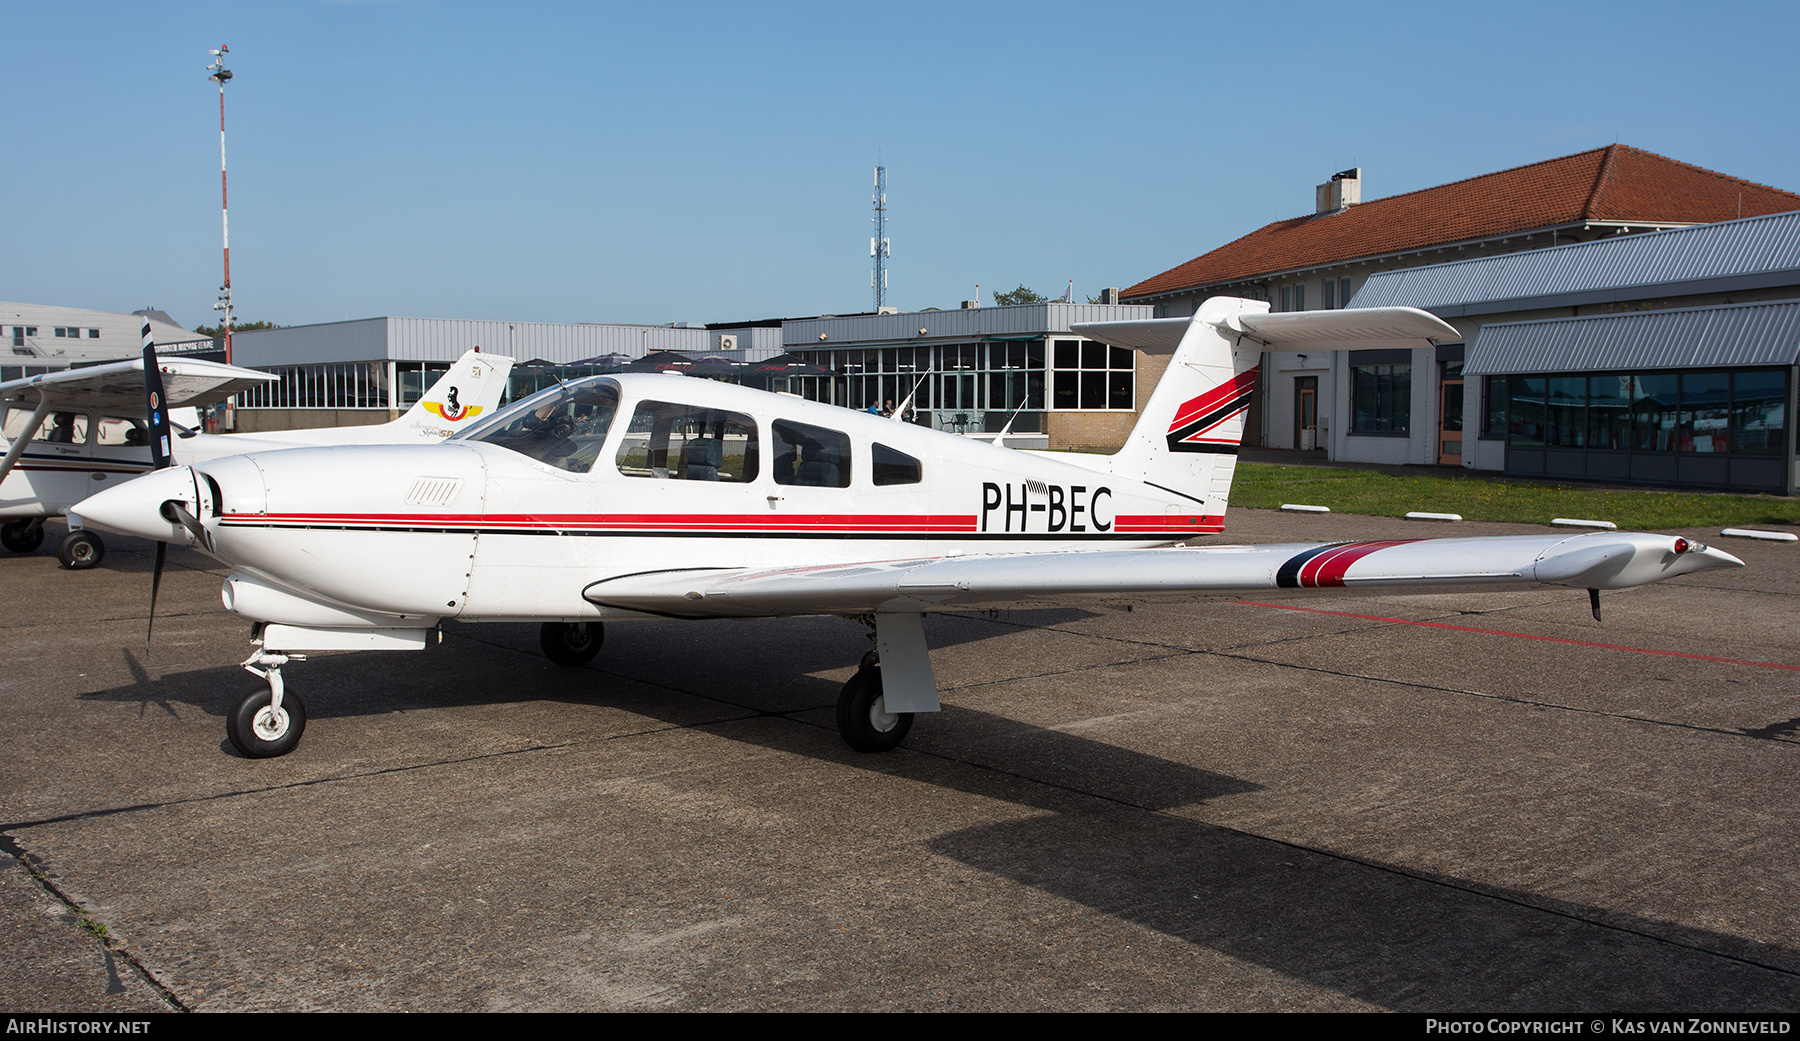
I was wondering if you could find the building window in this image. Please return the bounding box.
[1339,277,1352,307]
[1731,370,1787,454]
[1492,368,1787,455]
[1322,280,1336,310]
[1482,375,1506,438]
[1351,363,1411,434]
[1051,338,1134,410]
[1293,284,1306,311]
[1279,286,1290,312]
[87,329,100,338]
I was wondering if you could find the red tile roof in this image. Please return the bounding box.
[1122,146,1800,300]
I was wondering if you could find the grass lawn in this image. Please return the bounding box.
[1230,463,1800,531]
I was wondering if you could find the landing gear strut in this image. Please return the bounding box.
[1,519,44,553]
[57,530,104,569]
[230,648,307,758]
[836,651,913,753]
[540,621,604,666]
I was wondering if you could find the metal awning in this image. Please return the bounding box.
[1467,298,1800,375]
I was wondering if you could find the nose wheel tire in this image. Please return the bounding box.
[836,665,913,753]
[227,688,307,758]
[57,530,104,570]
[1,521,44,553]
[540,621,604,667]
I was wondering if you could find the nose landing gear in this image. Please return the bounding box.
[58,529,104,569]
[230,648,307,758]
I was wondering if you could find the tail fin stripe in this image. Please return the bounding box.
[1168,368,1259,431]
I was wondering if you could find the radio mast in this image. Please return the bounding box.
[870,166,890,310]
[207,45,234,365]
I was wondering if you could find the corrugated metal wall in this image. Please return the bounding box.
[1468,299,1800,374]
[1353,210,1800,310]
[233,318,389,367]
[386,319,714,362]
[783,303,1153,349]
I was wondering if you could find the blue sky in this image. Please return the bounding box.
[5,1,1798,330]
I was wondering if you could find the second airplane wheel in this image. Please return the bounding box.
[1,521,44,553]
[57,530,104,570]
[540,621,604,667]
[227,688,307,759]
[835,665,913,753]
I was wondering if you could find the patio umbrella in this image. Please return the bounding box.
[623,350,696,373]
[569,352,633,370]
[689,356,748,378]
[744,352,834,377]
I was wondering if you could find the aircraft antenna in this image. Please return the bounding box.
[207,45,235,367]
[870,166,890,310]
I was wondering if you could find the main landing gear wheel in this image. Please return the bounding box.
[540,621,604,667]
[227,687,307,759]
[1,520,44,553]
[57,530,104,570]
[836,664,913,753]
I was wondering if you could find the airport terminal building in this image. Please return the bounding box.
[1256,211,1800,495]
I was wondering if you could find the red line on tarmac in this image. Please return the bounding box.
[1234,600,1800,672]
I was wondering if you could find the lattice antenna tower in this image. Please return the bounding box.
[871,166,890,310]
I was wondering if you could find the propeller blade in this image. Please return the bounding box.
[165,499,213,553]
[143,326,172,656]
[142,326,171,471]
[147,541,165,656]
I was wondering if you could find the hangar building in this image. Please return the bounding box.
[1272,209,1800,494]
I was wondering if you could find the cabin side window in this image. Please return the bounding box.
[96,416,149,447]
[615,401,759,482]
[772,420,851,488]
[466,380,620,473]
[872,443,921,486]
[8,409,90,445]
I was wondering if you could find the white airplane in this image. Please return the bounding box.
[72,297,1743,760]
[1,338,513,568]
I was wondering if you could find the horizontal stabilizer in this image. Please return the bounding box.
[1072,305,1457,353]
[583,533,1741,619]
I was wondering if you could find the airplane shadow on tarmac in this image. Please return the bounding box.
[69,603,1800,1010]
[927,810,1800,1011]
[83,607,1109,725]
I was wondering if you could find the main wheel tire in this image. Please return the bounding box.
[836,666,913,753]
[540,621,604,667]
[227,688,307,758]
[1,521,44,553]
[57,530,104,570]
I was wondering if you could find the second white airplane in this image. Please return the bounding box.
[1,343,513,568]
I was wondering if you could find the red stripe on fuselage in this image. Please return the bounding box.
[223,511,980,533]
[1112,514,1225,534]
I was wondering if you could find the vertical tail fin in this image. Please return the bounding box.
[397,350,517,437]
[1072,299,1457,515]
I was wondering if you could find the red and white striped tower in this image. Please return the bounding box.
[207,45,234,365]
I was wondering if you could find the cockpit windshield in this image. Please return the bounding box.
[456,376,621,473]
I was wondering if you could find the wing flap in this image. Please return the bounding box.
[582,534,1741,618]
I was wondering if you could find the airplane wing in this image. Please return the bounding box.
[582,533,1741,619]
[0,357,276,413]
